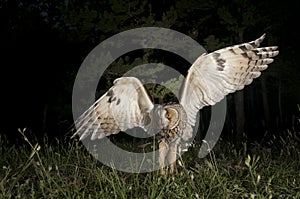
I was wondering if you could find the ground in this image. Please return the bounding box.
[0,129,299,198]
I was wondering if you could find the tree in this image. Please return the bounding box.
[214,0,271,143]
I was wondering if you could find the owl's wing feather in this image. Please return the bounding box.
[72,77,154,140]
[180,34,279,126]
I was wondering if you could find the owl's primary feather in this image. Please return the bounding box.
[180,34,279,126]
[72,34,279,174]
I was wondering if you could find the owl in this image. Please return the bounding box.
[72,34,278,174]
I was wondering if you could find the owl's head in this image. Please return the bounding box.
[146,103,192,141]
[156,103,182,130]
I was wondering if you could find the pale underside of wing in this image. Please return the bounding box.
[72,77,154,140]
[180,34,279,126]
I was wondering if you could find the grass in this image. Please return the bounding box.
[0,128,299,198]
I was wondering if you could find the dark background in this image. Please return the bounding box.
[1,0,299,144]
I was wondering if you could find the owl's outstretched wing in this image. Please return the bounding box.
[180,34,279,126]
[72,77,154,140]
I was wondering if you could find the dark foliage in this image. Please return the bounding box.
[1,0,299,144]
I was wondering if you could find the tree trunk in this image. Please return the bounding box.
[42,104,48,133]
[233,31,245,144]
[277,80,283,130]
[234,91,245,144]
[261,76,270,130]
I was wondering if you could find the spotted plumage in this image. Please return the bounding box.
[72,34,279,174]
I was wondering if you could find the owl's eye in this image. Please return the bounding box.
[166,113,172,119]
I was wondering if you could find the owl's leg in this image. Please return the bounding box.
[167,142,178,174]
[158,139,168,175]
